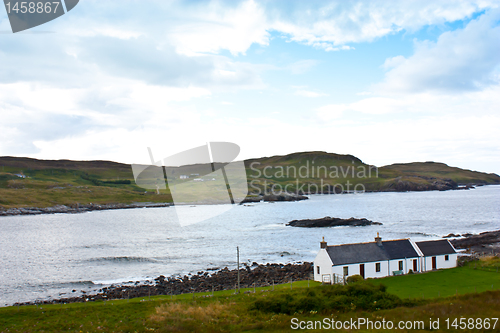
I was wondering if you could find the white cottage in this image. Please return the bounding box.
[314,233,421,283]
[313,234,458,283]
[415,240,458,272]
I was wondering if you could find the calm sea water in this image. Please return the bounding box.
[1,186,499,306]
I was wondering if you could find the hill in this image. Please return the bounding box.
[244,151,499,194]
[0,152,498,210]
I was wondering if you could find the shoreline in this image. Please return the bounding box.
[6,229,500,307]
[0,202,173,217]
[12,262,313,307]
[1,184,496,217]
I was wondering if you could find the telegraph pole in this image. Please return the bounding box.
[237,246,240,293]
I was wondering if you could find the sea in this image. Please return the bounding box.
[1,185,499,307]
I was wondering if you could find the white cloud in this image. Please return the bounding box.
[269,0,499,51]
[295,90,328,98]
[168,0,270,56]
[376,9,500,94]
[318,84,500,118]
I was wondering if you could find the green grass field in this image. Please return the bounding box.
[377,259,500,299]
[1,261,500,332]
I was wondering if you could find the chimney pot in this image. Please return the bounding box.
[375,232,382,245]
[320,237,327,249]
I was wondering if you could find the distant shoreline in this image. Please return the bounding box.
[0,202,173,217]
[1,184,497,217]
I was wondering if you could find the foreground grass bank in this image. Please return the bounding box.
[378,257,500,299]
[1,261,500,332]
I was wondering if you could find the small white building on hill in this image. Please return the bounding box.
[314,234,457,283]
[416,240,458,272]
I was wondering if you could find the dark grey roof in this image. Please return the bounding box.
[326,239,419,266]
[416,240,456,256]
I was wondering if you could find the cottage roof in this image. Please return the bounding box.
[326,239,419,266]
[415,240,456,256]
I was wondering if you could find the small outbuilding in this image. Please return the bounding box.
[415,239,458,272]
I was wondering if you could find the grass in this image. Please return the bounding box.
[376,260,500,299]
[1,263,500,332]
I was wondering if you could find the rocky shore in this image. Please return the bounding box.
[449,229,500,253]
[286,216,382,228]
[0,202,173,217]
[13,262,313,306]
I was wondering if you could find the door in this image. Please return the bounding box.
[432,257,437,270]
[413,259,418,272]
[359,264,365,279]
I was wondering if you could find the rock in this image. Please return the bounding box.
[14,262,314,306]
[451,229,500,250]
[262,193,308,202]
[286,216,382,228]
[239,196,262,204]
[443,233,461,238]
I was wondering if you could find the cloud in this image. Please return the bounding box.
[295,90,328,98]
[168,0,270,56]
[375,9,500,94]
[317,84,500,120]
[268,0,499,51]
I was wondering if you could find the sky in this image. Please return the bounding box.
[0,0,499,173]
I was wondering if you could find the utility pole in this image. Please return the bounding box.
[237,246,240,294]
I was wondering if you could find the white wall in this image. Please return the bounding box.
[330,257,420,280]
[422,253,457,271]
[313,248,333,282]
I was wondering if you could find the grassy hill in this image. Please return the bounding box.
[244,151,500,194]
[0,152,498,209]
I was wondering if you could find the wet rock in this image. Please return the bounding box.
[287,216,382,228]
[263,193,308,202]
[451,229,500,250]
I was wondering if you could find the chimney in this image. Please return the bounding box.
[375,232,382,245]
[320,237,327,249]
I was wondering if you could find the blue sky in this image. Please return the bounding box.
[0,0,499,173]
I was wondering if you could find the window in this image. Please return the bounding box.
[375,262,381,272]
[343,266,348,276]
[445,255,449,261]
[398,260,403,271]
[317,266,320,274]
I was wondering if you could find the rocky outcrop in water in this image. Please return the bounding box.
[0,202,172,217]
[286,216,382,228]
[240,193,308,204]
